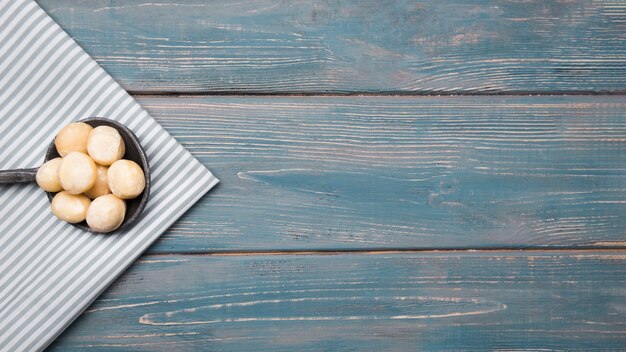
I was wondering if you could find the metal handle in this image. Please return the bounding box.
[0,168,38,184]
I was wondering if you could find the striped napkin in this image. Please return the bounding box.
[0,1,218,350]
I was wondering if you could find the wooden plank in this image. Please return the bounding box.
[131,95,626,252]
[37,0,626,93]
[140,95,626,251]
[140,96,626,252]
[47,251,626,351]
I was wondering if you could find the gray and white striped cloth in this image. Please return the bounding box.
[0,1,218,350]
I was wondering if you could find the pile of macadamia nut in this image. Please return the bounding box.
[36,122,145,233]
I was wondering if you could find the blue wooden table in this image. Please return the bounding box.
[38,1,626,350]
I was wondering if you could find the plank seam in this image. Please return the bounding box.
[129,91,626,97]
[146,247,626,257]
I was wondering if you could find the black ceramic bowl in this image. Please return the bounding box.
[45,118,150,233]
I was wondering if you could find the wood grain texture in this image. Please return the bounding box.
[47,251,626,351]
[37,0,626,93]
[126,95,626,252]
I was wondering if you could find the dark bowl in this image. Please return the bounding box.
[45,118,150,233]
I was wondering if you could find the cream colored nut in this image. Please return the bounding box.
[51,191,91,223]
[54,122,93,157]
[87,126,125,166]
[58,152,97,194]
[84,165,111,199]
[107,159,145,199]
[86,194,126,233]
[36,157,63,192]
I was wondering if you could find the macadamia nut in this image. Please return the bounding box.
[58,152,97,194]
[84,165,111,199]
[36,157,63,192]
[87,126,125,166]
[51,191,91,223]
[107,159,145,199]
[54,122,93,157]
[86,194,126,233]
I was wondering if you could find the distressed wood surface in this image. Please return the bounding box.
[117,95,626,252]
[36,0,626,94]
[47,251,626,351]
[25,2,626,350]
